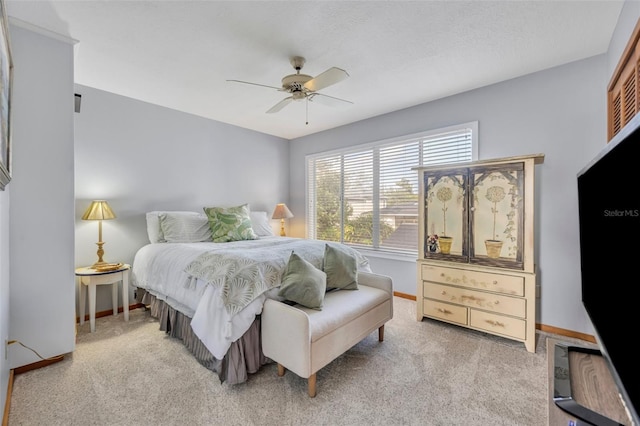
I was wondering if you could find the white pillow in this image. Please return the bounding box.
[146,211,204,243]
[250,211,274,237]
[146,211,165,243]
[158,212,212,243]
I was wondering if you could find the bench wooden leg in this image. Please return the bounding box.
[378,325,385,342]
[308,373,317,398]
[277,363,285,376]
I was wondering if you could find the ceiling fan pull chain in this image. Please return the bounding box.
[306,97,309,125]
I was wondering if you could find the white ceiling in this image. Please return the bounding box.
[6,1,624,140]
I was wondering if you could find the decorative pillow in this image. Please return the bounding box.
[323,243,358,290]
[250,211,274,237]
[146,211,202,243]
[158,212,212,243]
[203,204,258,243]
[278,252,326,310]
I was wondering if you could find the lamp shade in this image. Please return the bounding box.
[82,200,116,221]
[272,203,293,220]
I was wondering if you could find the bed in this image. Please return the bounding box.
[130,208,371,385]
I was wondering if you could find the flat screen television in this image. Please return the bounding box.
[576,112,640,425]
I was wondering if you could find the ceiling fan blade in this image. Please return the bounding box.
[303,67,349,92]
[308,92,353,107]
[227,79,281,91]
[266,96,293,113]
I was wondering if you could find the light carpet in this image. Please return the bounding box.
[9,297,561,426]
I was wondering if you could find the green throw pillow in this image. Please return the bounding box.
[323,243,358,290]
[278,252,327,310]
[203,204,258,243]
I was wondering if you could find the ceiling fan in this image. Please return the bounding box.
[228,56,353,117]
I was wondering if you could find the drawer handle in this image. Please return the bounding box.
[493,280,498,285]
[461,295,484,302]
[440,290,447,295]
[485,320,505,328]
[436,308,452,315]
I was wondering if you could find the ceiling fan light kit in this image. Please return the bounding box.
[228,56,353,122]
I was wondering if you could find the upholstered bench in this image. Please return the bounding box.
[261,271,393,397]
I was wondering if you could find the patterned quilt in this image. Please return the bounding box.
[184,238,370,317]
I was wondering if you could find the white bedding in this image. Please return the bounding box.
[131,236,370,359]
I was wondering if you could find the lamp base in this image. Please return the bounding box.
[280,219,286,237]
[93,241,107,268]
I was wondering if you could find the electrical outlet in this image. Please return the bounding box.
[535,284,541,298]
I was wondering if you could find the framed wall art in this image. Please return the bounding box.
[0,0,12,191]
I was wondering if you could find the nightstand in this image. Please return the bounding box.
[76,264,130,332]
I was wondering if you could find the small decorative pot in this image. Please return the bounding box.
[439,236,453,254]
[485,239,503,258]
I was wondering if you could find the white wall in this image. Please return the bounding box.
[0,187,9,414]
[8,24,76,367]
[289,54,608,336]
[73,85,289,312]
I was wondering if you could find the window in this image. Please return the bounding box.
[306,122,477,256]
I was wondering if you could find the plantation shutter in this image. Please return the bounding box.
[378,141,420,252]
[608,18,640,141]
[343,149,374,246]
[307,155,342,242]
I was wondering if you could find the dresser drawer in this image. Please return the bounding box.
[421,264,524,296]
[423,299,468,325]
[470,309,526,340]
[423,282,526,318]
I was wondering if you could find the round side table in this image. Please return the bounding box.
[75,264,130,332]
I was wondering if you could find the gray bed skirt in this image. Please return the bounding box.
[140,290,271,385]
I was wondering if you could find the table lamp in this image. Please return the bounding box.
[82,200,116,267]
[272,203,294,236]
